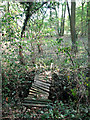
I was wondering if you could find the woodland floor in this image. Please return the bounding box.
[31,35,88,70]
[2,35,89,119]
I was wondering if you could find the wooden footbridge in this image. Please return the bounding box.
[22,71,53,108]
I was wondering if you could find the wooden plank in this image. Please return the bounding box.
[29,90,48,95]
[29,90,38,94]
[29,89,47,95]
[29,92,48,98]
[22,103,49,107]
[26,95,37,99]
[23,100,50,104]
[29,89,49,96]
[29,88,42,93]
[30,87,49,95]
[33,84,49,91]
[35,79,51,84]
[32,84,49,93]
[22,99,52,108]
[34,80,51,87]
[33,83,49,89]
[28,93,37,96]
[24,98,51,102]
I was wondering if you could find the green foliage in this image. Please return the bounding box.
[40,101,90,119]
[56,38,63,44]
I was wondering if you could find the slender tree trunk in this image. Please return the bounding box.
[60,3,66,36]
[87,1,90,102]
[71,2,76,44]
[0,33,2,120]
[66,1,72,36]
[66,1,71,22]
[87,2,90,70]
[58,2,60,36]
[81,2,84,36]
[55,2,60,36]
[19,45,25,65]
[31,33,36,65]
[50,7,52,37]
[8,2,11,41]
[60,4,64,36]
[0,10,2,119]
[87,2,90,57]
[8,2,9,12]
[71,2,77,53]
[62,3,66,36]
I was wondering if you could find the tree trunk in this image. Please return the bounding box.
[31,33,36,65]
[66,1,71,22]
[71,2,77,53]
[87,2,90,58]
[0,33,2,119]
[0,11,2,119]
[81,2,84,36]
[19,45,25,65]
[0,43,2,120]
[60,4,64,36]
[50,7,52,37]
[8,2,9,12]
[62,3,66,36]
[67,1,77,53]
[8,2,11,41]
[55,3,60,36]
[67,1,72,37]
[60,3,66,36]
[87,2,90,100]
